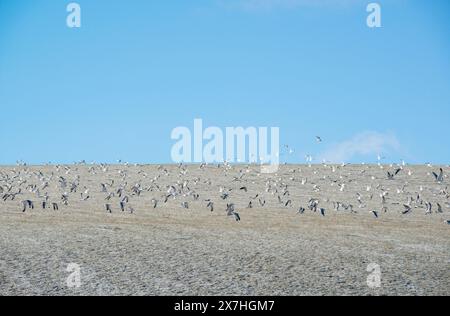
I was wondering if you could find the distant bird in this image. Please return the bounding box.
[316,136,322,143]
[402,204,412,215]
[21,200,34,212]
[387,168,402,180]
[151,199,158,209]
[433,168,444,183]
[181,202,189,209]
[259,199,266,207]
[425,202,432,214]
[206,201,214,212]
[371,210,379,218]
[226,204,241,222]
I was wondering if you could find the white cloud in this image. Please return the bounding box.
[319,131,402,163]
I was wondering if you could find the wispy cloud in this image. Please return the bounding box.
[217,0,366,11]
[319,131,403,163]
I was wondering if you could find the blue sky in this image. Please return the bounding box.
[0,0,449,165]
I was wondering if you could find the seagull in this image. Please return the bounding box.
[21,200,34,212]
[181,202,189,209]
[226,204,240,222]
[425,202,432,214]
[433,168,444,183]
[240,187,248,192]
[387,168,402,180]
[259,199,266,207]
[402,204,412,215]
[316,136,323,143]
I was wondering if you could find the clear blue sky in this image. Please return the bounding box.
[0,0,449,165]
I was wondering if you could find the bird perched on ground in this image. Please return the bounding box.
[425,202,432,214]
[181,202,189,209]
[206,201,214,212]
[226,204,240,221]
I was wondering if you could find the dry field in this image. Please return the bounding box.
[0,164,449,296]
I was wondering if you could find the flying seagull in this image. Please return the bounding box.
[433,168,444,183]
[402,204,412,215]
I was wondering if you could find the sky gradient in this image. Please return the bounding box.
[0,0,449,165]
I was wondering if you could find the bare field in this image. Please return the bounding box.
[1,164,449,296]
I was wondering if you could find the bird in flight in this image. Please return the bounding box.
[433,168,444,183]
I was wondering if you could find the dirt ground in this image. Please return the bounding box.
[1,164,449,296]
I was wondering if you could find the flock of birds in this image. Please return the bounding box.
[0,160,450,226]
